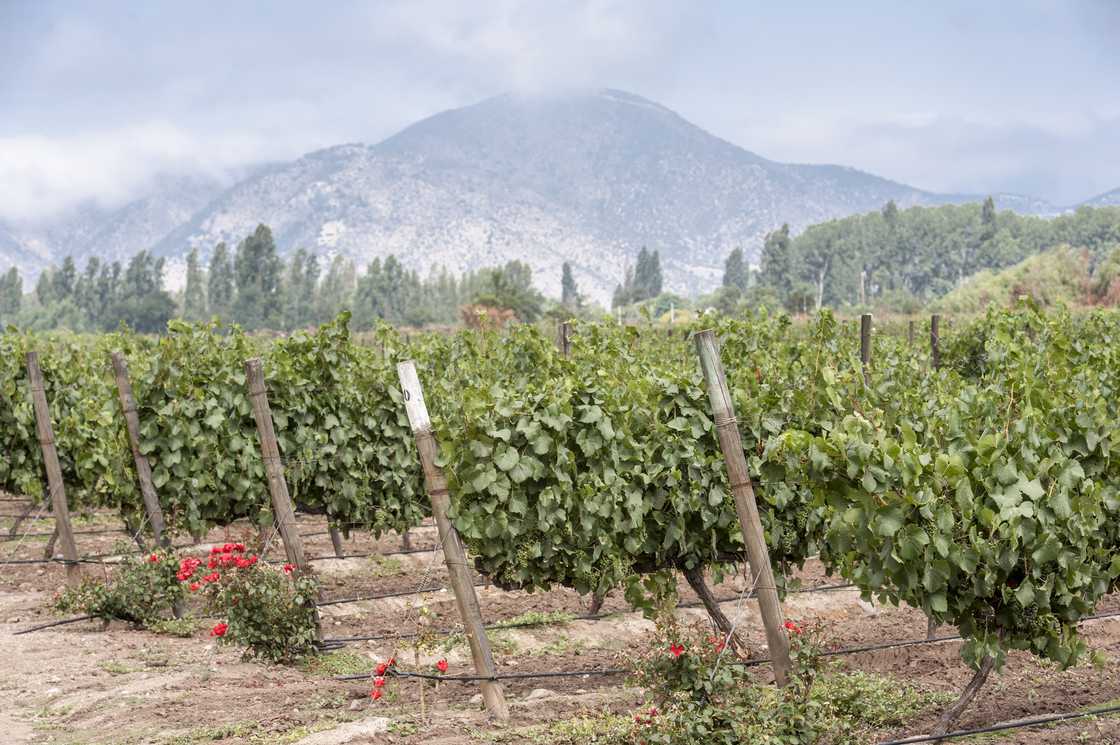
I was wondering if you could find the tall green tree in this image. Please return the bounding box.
[233,225,283,330]
[0,267,21,317]
[207,242,234,319]
[722,248,749,292]
[560,262,581,310]
[52,256,77,301]
[759,224,795,296]
[283,248,320,329]
[316,255,355,323]
[182,248,208,321]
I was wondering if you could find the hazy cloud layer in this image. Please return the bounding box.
[1,0,1116,221]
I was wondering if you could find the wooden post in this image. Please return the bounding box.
[244,358,308,573]
[328,525,345,558]
[930,314,941,370]
[26,352,81,586]
[110,352,168,549]
[860,313,872,386]
[557,321,572,357]
[908,320,915,347]
[397,360,509,722]
[694,331,793,687]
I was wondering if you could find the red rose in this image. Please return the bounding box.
[373,676,385,688]
[375,662,389,676]
[148,553,160,563]
[203,572,220,583]
[669,643,685,658]
[371,689,383,701]
[232,543,245,553]
[282,563,295,575]
[784,620,802,635]
[436,659,448,673]
[189,582,200,592]
[210,622,228,637]
[222,543,235,553]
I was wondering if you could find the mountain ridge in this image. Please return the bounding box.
[0,89,1102,302]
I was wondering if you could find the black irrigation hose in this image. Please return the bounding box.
[319,582,858,644]
[877,704,1120,744]
[0,557,109,566]
[336,667,631,683]
[1,528,129,541]
[316,580,488,607]
[12,614,98,635]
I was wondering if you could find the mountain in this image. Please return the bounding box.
[0,89,1072,302]
[1080,188,1120,208]
[153,90,970,301]
[0,173,225,279]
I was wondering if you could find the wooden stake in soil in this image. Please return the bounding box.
[694,331,793,687]
[930,314,941,370]
[908,320,915,347]
[328,525,345,558]
[110,352,168,549]
[397,360,509,723]
[860,313,872,386]
[244,358,308,574]
[557,321,572,357]
[26,352,81,585]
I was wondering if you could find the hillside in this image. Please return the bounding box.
[0,90,1071,302]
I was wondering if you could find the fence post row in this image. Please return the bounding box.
[860,313,872,386]
[557,321,572,357]
[908,319,915,347]
[110,352,168,549]
[694,331,793,687]
[243,358,310,574]
[930,314,941,370]
[397,360,510,723]
[25,352,81,586]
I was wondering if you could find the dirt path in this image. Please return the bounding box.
[2,506,1119,743]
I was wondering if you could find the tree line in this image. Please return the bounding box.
[0,224,590,332]
[737,200,1120,313]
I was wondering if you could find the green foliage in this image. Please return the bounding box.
[935,246,1090,313]
[53,549,184,626]
[200,557,320,663]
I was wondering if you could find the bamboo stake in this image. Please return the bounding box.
[694,331,792,686]
[397,360,509,722]
[328,525,345,559]
[110,352,168,549]
[557,320,573,354]
[244,358,308,573]
[860,313,872,386]
[930,314,941,370]
[26,352,80,585]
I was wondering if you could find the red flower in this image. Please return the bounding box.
[376,662,389,675]
[669,643,685,658]
[232,543,245,553]
[207,557,218,569]
[189,582,200,592]
[202,572,220,583]
[373,676,385,688]
[222,543,235,554]
[784,620,802,635]
[282,563,295,575]
[148,553,160,563]
[371,689,383,701]
[435,659,448,673]
[210,622,228,637]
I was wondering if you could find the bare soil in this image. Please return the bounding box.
[2,499,1118,744]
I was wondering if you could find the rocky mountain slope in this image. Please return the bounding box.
[0,90,1083,302]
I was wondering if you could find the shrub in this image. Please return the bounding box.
[53,549,183,626]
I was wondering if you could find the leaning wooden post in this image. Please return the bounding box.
[397,360,509,722]
[694,331,793,687]
[908,320,915,347]
[860,313,872,386]
[26,352,81,586]
[244,358,308,573]
[557,321,572,357]
[930,314,941,370]
[327,525,345,558]
[110,352,168,549]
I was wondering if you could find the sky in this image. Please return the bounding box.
[1,0,1117,222]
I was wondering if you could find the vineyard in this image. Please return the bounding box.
[2,305,1120,744]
